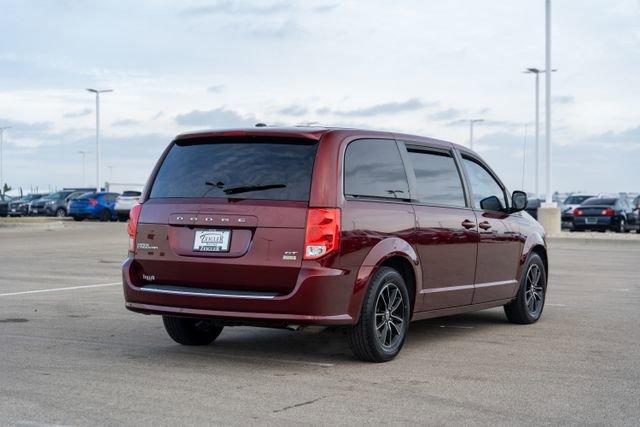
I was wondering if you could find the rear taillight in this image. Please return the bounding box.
[304,208,340,260]
[573,208,583,216]
[128,203,142,252]
[89,198,98,206]
[601,208,615,216]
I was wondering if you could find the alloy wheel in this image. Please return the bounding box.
[375,283,406,349]
[524,264,544,317]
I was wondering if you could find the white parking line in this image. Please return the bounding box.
[0,282,121,297]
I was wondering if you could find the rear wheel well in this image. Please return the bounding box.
[380,256,416,314]
[530,245,548,278]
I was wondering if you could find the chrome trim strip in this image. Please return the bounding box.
[474,280,518,288]
[139,286,277,300]
[421,280,517,294]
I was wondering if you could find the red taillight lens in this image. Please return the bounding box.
[128,203,142,252]
[573,208,583,216]
[601,208,615,216]
[89,198,98,206]
[304,208,340,260]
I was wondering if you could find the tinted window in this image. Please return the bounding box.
[564,195,592,204]
[407,149,466,207]
[582,198,616,206]
[150,137,318,201]
[122,191,141,197]
[344,139,410,200]
[78,193,97,199]
[462,158,507,211]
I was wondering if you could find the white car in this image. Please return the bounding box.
[114,191,141,221]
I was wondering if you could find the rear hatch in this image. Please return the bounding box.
[132,135,318,295]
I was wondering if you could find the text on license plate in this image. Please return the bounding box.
[193,229,231,252]
[585,217,598,224]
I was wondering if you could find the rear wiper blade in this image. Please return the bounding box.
[222,184,286,195]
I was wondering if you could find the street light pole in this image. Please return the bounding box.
[78,150,89,187]
[468,119,484,150]
[86,88,113,193]
[525,68,556,198]
[0,126,11,195]
[544,0,553,205]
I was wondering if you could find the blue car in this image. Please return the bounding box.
[68,192,120,221]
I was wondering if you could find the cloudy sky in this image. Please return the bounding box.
[1,0,638,195]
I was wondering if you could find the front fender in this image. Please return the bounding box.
[347,237,421,322]
[519,230,547,282]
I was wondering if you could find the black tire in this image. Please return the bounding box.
[54,208,66,218]
[615,218,626,233]
[72,216,84,222]
[99,209,111,222]
[162,316,224,346]
[118,213,128,222]
[347,267,411,363]
[504,253,547,324]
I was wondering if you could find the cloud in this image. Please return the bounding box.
[63,108,92,118]
[207,85,224,93]
[313,4,339,13]
[175,107,257,128]
[589,126,640,144]
[181,1,290,17]
[112,119,140,127]
[277,104,308,116]
[553,95,575,104]
[430,108,462,121]
[321,98,432,117]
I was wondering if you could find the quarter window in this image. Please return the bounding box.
[462,158,507,211]
[344,139,410,200]
[406,149,466,207]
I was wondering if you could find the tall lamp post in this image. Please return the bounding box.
[86,88,113,193]
[544,0,553,205]
[78,150,89,187]
[524,67,556,198]
[0,126,11,195]
[468,119,484,150]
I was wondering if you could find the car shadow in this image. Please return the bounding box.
[134,308,511,366]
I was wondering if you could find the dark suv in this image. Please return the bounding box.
[123,127,548,362]
[29,190,85,217]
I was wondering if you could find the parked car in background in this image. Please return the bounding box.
[29,190,86,217]
[68,192,120,221]
[115,191,142,221]
[561,194,595,229]
[524,198,542,220]
[0,194,13,217]
[631,195,640,211]
[123,127,547,362]
[8,193,48,217]
[572,196,639,233]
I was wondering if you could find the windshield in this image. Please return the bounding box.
[565,195,592,204]
[582,198,616,206]
[150,137,318,201]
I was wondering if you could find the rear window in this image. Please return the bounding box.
[150,137,318,201]
[565,195,592,204]
[78,193,97,199]
[582,198,616,206]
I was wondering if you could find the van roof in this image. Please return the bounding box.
[174,126,464,151]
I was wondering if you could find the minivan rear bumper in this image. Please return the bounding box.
[122,257,356,325]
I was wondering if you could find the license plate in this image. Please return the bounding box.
[11,209,15,212]
[585,217,598,224]
[193,229,231,252]
[32,209,38,214]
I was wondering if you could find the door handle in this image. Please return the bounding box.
[461,219,476,229]
[479,221,492,230]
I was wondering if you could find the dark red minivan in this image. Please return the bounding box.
[123,127,548,362]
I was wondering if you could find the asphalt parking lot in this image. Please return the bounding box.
[1,221,639,425]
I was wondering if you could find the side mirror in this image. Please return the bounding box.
[511,190,528,212]
[479,195,504,212]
